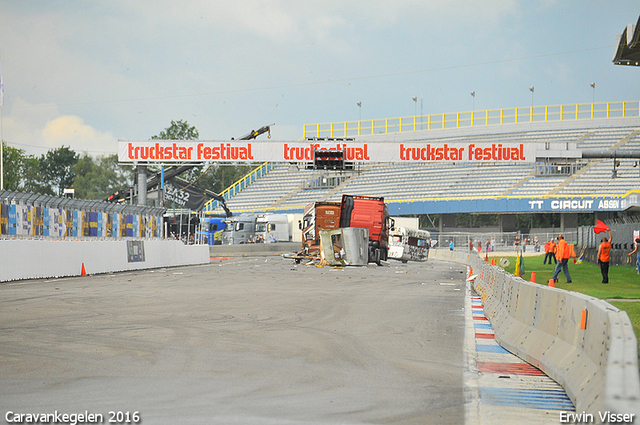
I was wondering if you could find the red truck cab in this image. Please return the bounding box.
[339,194,390,265]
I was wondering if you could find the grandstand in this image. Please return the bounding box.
[204,101,640,226]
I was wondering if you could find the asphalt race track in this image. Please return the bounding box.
[0,256,468,425]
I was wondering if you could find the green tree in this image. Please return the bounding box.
[72,154,97,198]
[151,119,199,141]
[39,146,78,196]
[21,156,49,195]
[73,154,134,200]
[1,141,25,191]
[151,120,202,182]
[199,163,257,194]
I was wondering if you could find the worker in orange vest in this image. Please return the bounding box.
[544,239,557,265]
[552,234,572,283]
[597,229,612,284]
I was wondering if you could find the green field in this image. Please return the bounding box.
[499,253,640,340]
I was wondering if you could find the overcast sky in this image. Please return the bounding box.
[0,1,638,157]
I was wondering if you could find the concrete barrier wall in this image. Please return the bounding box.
[0,239,209,282]
[429,249,640,420]
[209,242,299,257]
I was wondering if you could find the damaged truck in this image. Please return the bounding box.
[296,194,391,265]
[339,194,390,265]
[299,201,341,256]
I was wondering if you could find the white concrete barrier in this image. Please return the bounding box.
[429,248,640,422]
[0,239,209,282]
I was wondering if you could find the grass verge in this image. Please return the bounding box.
[497,253,640,340]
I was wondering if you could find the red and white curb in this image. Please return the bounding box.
[464,276,574,424]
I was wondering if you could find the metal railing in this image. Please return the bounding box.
[303,101,640,138]
[435,231,578,254]
[0,190,164,216]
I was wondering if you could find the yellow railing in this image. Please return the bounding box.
[303,101,640,139]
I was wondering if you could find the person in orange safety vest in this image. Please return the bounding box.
[597,229,612,284]
[552,234,572,284]
[544,239,557,265]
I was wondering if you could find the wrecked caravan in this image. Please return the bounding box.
[299,202,341,255]
[319,227,369,266]
[388,227,431,263]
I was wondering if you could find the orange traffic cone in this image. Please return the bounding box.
[485,252,489,262]
[548,278,555,288]
[81,263,87,277]
[468,267,473,279]
[530,271,536,283]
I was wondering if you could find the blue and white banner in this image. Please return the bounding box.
[389,192,640,215]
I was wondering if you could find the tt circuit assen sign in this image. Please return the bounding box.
[118,140,536,164]
[387,193,640,216]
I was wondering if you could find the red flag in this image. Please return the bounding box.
[594,220,610,234]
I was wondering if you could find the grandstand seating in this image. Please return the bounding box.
[209,122,640,214]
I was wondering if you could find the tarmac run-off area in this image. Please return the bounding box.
[0,256,572,424]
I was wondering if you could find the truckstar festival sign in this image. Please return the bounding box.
[118,140,536,164]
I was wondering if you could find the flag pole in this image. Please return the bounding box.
[0,49,3,191]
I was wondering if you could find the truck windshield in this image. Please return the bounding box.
[255,223,267,232]
[302,214,312,229]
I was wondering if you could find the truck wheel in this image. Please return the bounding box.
[375,249,382,266]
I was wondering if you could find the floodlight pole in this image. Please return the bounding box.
[529,87,535,121]
[420,96,423,130]
[529,86,534,107]
[470,91,476,126]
